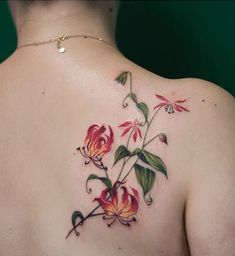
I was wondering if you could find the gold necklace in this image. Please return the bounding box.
[17,34,116,53]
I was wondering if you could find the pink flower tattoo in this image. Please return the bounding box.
[154,94,189,114]
[118,119,142,142]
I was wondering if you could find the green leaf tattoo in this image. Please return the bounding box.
[86,174,112,193]
[139,149,168,179]
[131,148,142,156]
[136,102,149,124]
[113,145,131,166]
[71,211,85,236]
[122,92,138,106]
[134,163,156,205]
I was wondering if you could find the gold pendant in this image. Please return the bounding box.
[58,47,66,53]
[57,36,66,53]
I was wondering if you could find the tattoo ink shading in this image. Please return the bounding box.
[65,71,190,239]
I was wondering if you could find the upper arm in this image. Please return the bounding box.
[185,79,235,256]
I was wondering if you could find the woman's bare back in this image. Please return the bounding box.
[0,45,234,256]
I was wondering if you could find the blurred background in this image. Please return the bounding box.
[0,0,234,96]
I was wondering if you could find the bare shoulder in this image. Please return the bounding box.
[154,75,235,178]
[165,77,235,255]
[170,77,235,255]
[140,68,234,139]
[179,76,234,109]
[174,77,235,161]
[151,75,235,134]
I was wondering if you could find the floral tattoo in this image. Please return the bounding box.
[65,71,189,239]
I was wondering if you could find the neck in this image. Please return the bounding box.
[9,0,119,48]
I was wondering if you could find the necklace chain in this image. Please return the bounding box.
[17,34,116,53]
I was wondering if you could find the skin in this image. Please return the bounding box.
[0,1,234,255]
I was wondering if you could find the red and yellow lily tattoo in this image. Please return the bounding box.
[94,180,139,227]
[77,124,114,171]
[65,71,190,239]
